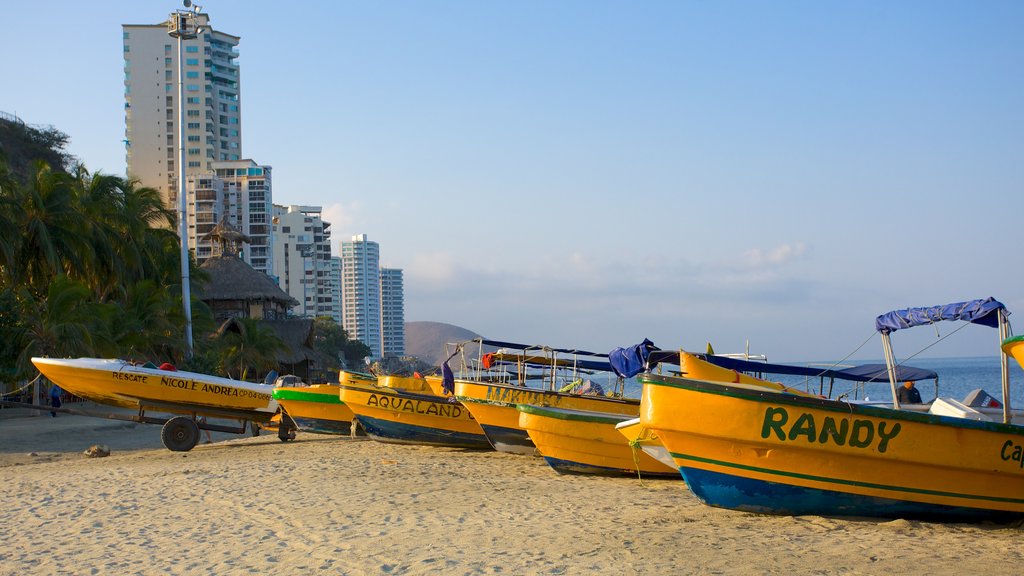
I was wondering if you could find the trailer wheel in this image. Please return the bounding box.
[278,415,297,442]
[162,417,200,452]
[250,421,260,437]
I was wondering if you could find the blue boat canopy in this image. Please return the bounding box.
[698,355,937,383]
[473,339,607,358]
[609,340,938,383]
[831,363,938,383]
[874,298,1007,334]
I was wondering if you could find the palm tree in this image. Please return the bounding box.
[15,276,109,377]
[214,317,287,381]
[14,162,90,296]
[0,152,20,278]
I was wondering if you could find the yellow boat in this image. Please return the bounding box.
[272,383,355,435]
[432,339,637,454]
[640,298,1024,521]
[339,373,491,449]
[30,357,278,451]
[517,404,679,477]
[446,377,641,455]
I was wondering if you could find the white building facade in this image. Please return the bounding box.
[184,160,273,275]
[339,234,405,359]
[340,234,382,358]
[271,205,335,319]
[123,12,242,210]
[380,268,405,357]
[327,257,343,325]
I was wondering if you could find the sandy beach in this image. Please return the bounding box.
[1,411,1022,575]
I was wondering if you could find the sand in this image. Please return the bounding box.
[1,410,1022,575]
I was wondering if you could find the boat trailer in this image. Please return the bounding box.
[0,399,272,452]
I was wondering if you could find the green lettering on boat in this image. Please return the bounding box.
[817,417,849,446]
[849,420,874,448]
[787,413,817,443]
[875,421,901,453]
[761,407,788,440]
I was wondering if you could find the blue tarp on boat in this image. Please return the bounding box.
[875,298,1006,334]
[608,339,660,378]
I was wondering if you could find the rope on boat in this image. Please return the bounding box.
[628,438,648,487]
[4,373,44,397]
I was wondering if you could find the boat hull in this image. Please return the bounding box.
[31,357,277,419]
[518,404,678,478]
[640,372,1024,521]
[340,376,491,449]
[273,384,355,435]
[441,377,641,455]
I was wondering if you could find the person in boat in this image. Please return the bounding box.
[896,380,923,404]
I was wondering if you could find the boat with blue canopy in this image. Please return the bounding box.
[639,298,1024,521]
[432,338,642,455]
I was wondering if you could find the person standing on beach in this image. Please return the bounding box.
[49,385,62,417]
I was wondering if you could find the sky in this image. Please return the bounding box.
[5,1,1023,362]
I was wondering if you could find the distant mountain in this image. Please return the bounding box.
[405,321,482,366]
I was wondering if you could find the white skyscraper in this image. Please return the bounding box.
[339,235,405,359]
[271,205,334,319]
[340,234,382,358]
[123,12,242,210]
[185,159,273,275]
[327,257,343,325]
[380,268,405,357]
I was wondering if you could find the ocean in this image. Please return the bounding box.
[615,356,1024,408]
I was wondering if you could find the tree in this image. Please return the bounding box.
[344,339,372,368]
[14,276,110,378]
[11,162,89,295]
[213,318,287,381]
[312,316,348,371]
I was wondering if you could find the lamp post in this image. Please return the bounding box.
[167,1,203,359]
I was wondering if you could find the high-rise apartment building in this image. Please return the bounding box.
[271,205,335,319]
[327,257,343,325]
[339,234,405,359]
[340,234,382,358]
[184,159,272,275]
[380,268,405,357]
[123,12,242,209]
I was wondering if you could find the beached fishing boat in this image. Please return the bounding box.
[640,298,1024,521]
[435,339,638,454]
[272,383,355,435]
[517,403,678,477]
[30,357,278,451]
[340,373,491,449]
[617,351,937,474]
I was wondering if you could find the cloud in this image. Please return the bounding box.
[321,202,359,243]
[742,242,808,267]
[406,251,459,288]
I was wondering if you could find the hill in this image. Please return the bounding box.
[0,114,74,183]
[404,321,482,366]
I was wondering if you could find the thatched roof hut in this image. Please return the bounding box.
[197,255,297,321]
[194,217,297,321]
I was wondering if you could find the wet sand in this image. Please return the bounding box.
[1,410,1022,575]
